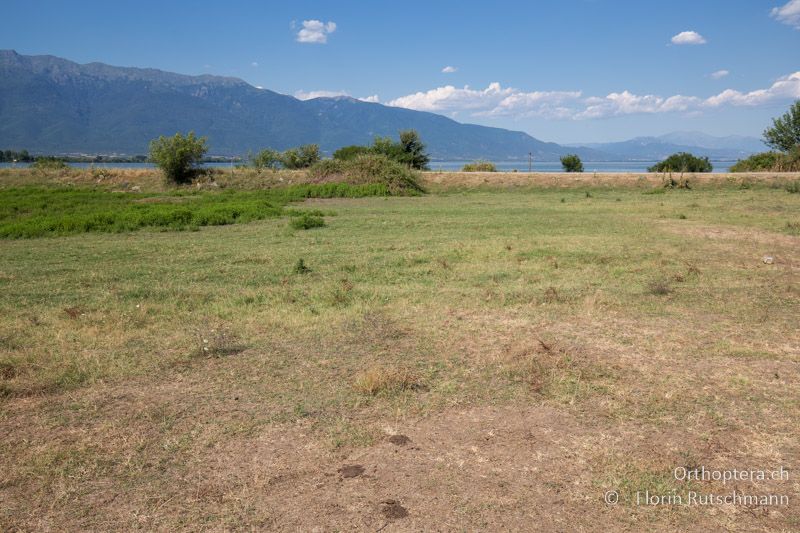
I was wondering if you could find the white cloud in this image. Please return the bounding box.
[710,69,729,79]
[771,0,800,29]
[294,90,380,103]
[386,72,800,120]
[703,72,800,107]
[387,83,514,112]
[442,66,457,73]
[251,62,259,67]
[296,20,337,44]
[670,30,707,45]
[294,89,349,100]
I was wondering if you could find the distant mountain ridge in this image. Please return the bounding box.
[0,50,608,161]
[569,132,764,160]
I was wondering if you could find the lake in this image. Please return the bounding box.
[0,160,736,172]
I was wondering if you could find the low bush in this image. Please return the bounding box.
[32,157,68,170]
[461,160,497,172]
[648,153,712,173]
[290,213,325,230]
[730,152,783,172]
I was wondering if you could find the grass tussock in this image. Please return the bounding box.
[353,366,423,396]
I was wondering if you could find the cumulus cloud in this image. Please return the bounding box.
[386,72,800,120]
[294,90,380,103]
[442,66,457,73]
[771,0,800,29]
[251,61,259,67]
[670,30,707,45]
[387,83,514,112]
[296,20,337,44]
[704,72,800,107]
[710,69,729,79]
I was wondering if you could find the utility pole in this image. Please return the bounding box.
[528,152,532,173]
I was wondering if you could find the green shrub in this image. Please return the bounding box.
[281,144,320,169]
[648,153,712,173]
[32,157,67,170]
[290,213,325,230]
[333,145,372,160]
[560,154,584,172]
[730,152,782,172]
[787,180,800,194]
[307,154,424,195]
[251,148,281,170]
[461,160,497,172]
[149,132,208,184]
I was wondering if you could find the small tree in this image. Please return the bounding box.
[763,100,800,152]
[149,132,208,184]
[398,130,430,170]
[560,154,583,172]
[281,144,320,169]
[251,148,281,170]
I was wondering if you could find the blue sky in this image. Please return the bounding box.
[2,0,799,143]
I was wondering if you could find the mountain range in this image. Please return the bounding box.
[569,132,765,161]
[0,50,763,161]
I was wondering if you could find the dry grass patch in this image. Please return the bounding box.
[353,366,424,396]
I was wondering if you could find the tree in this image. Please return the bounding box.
[560,154,583,172]
[398,130,430,170]
[763,100,800,152]
[281,144,320,169]
[251,148,281,170]
[648,152,712,173]
[149,132,208,184]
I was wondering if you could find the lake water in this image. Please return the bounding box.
[0,160,736,172]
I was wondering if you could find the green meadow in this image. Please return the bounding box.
[1,171,798,530]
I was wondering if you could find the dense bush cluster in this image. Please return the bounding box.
[307,153,424,195]
[332,130,430,170]
[648,153,712,173]
[730,147,800,172]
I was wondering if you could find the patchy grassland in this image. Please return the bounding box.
[0,169,799,531]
